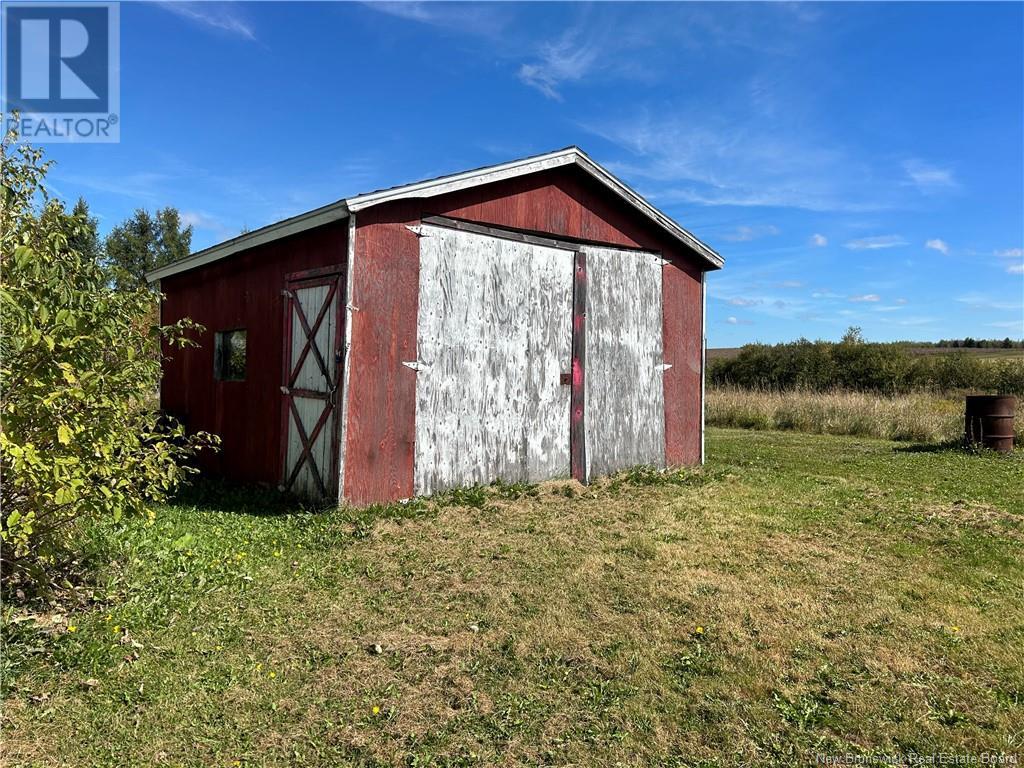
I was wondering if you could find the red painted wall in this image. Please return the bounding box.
[160,221,348,485]
[344,165,708,504]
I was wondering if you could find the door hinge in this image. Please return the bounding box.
[402,360,426,371]
[659,363,673,371]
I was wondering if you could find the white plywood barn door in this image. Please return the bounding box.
[583,244,665,480]
[282,271,342,501]
[414,225,574,496]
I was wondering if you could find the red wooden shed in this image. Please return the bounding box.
[149,147,724,506]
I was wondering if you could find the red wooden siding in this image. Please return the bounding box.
[160,221,348,485]
[662,265,703,465]
[344,165,705,504]
[343,203,421,504]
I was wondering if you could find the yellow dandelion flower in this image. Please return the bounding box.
[695,626,704,634]
[268,671,276,679]
[372,705,380,715]
[67,625,77,633]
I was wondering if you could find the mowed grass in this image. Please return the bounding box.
[3,429,1023,767]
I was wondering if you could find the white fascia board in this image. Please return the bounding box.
[145,200,350,283]
[572,150,724,270]
[345,149,578,212]
[347,147,722,270]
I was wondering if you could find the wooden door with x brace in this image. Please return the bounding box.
[279,265,344,501]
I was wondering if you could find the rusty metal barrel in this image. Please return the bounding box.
[964,395,1016,452]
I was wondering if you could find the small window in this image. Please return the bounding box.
[214,329,246,381]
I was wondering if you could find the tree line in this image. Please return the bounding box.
[69,198,193,291]
[709,328,1024,395]
[930,338,1023,349]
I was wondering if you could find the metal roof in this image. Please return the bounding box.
[146,146,723,282]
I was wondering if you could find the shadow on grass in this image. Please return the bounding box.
[170,477,315,517]
[168,478,437,535]
[894,440,965,454]
[894,440,1021,456]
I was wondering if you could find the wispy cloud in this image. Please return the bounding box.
[360,2,509,37]
[54,170,179,203]
[179,210,234,239]
[727,297,762,307]
[925,238,949,255]
[849,294,881,303]
[810,233,827,247]
[586,110,916,213]
[518,28,601,100]
[844,235,907,251]
[720,224,780,242]
[517,3,818,101]
[996,247,1024,274]
[158,2,257,41]
[990,320,1024,330]
[956,293,1023,312]
[362,1,437,23]
[902,159,957,192]
[725,316,753,326]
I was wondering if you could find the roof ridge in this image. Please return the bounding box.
[146,146,721,283]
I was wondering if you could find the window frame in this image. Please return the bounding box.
[214,328,247,382]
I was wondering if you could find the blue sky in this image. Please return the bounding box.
[38,1,1024,345]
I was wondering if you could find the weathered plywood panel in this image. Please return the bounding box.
[414,225,573,496]
[583,244,665,479]
[340,165,706,505]
[285,393,332,498]
[290,285,331,392]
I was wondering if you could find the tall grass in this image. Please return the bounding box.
[706,387,1021,443]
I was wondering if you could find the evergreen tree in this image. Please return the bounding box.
[68,198,102,264]
[104,207,192,290]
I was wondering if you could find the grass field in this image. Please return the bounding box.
[706,388,1023,444]
[706,388,1024,444]
[3,430,1023,767]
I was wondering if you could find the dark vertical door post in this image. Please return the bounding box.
[570,250,587,484]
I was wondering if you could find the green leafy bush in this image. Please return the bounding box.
[0,127,217,578]
[710,327,1024,395]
